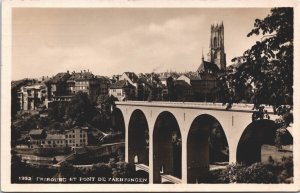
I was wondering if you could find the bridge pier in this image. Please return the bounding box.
[115,101,290,184]
[148,127,154,184]
[181,132,187,184]
[229,143,237,164]
[125,121,129,163]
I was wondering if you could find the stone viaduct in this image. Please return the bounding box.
[114,101,293,184]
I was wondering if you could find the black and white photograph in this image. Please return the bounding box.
[1,0,300,192]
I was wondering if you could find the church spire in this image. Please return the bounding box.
[207,21,226,70]
[202,48,204,61]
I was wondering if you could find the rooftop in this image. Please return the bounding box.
[50,72,70,84]
[29,129,44,135]
[110,80,134,89]
[46,134,65,140]
[67,71,94,82]
[197,60,220,74]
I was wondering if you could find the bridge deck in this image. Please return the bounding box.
[116,101,274,113]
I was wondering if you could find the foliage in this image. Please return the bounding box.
[210,156,293,183]
[35,147,71,156]
[60,162,75,178]
[65,92,99,126]
[91,162,113,178]
[218,8,293,109]
[11,153,57,183]
[209,126,229,162]
[217,8,294,149]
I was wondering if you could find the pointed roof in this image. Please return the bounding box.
[50,72,71,84]
[123,72,138,83]
[67,71,94,82]
[197,60,220,74]
[110,80,134,89]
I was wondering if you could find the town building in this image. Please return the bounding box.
[48,72,71,101]
[193,21,227,101]
[42,134,66,148]
[65,127,88,148]
[18,83,49,111]
[173,80,194,101]
[28,129,46,148]
[158,75,173,87]
[109,80,136,101]
[120,72,139,87]
[66,70,95,95]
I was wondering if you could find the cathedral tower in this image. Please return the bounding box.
[207,21,226,70]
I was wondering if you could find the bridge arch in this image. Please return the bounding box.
[112,108,125,133]
[128,109,149,166]
[187,114,229,183]
[153,111,182,183]
[237,119,293,165]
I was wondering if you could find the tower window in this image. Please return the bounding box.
[214,37,217,47]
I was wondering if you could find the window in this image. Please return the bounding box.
[80,134,82,138]
[73,135,75,138]
[69,135,72,138]
[80,139,82,142]
[65,135,68,138]
[69,140,72,143]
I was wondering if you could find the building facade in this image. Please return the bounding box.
[18,83,48,111]
[65,127,88,148]
[28,129,47,148]
[109,80,136,101]
[42,134,66,148]
[49,72,71,99]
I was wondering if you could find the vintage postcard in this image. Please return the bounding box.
[1,0,300,192]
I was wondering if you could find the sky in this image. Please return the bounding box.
[12,8,271,80]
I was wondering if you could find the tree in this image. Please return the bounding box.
[220,8,293,109]
[218,8,293,148]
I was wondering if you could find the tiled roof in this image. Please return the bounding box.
[46,134,65,140]
[29,129,44,135]
[184,74,201,80]
[123,72,138,83]
[67,72,94,81]
[110,80,134,89]
[51,72,70,84]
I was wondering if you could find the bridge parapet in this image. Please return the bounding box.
[116,101,274,113]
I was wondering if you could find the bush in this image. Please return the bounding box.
[213,156,293,183]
